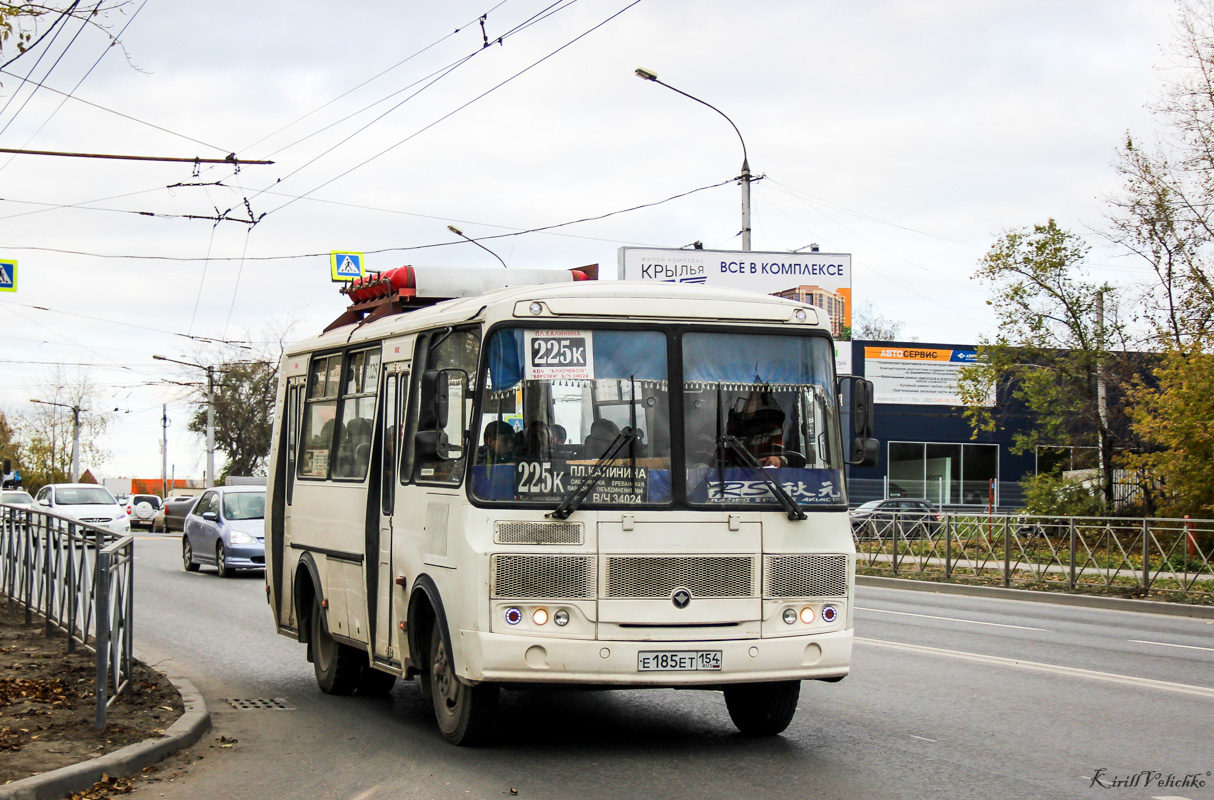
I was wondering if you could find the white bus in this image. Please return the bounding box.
[264,267,877,745]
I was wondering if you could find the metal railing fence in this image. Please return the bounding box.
[852,511,1213,602]
[1,503,134,728]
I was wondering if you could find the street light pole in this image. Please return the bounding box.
[635,67,752,251]
[29,399,82,482]
[153,355,217,488]
[206,366,216,489]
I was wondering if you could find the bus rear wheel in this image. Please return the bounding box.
[428,623,497,746]
[311,596,361,695]
[723,680,800,736]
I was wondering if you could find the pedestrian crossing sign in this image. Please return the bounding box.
[0,260,15,292]
[330,252,364,282]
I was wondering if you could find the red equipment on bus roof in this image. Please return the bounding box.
[325,264,598,332]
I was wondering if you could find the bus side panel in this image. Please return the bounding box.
[290,483,370,644]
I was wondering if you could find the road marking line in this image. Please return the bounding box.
[856,606,1050,632]
[1129,639,1214,653]
[909,735,937,742]
[856,638,1214,699]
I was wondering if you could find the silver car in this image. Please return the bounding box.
[181,486,266,577]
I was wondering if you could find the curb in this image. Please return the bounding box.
[0,676,210,800]
[857,574,1214,619]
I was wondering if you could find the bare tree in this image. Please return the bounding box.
[849,301,915,341]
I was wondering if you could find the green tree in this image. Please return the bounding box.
[1105,1,1214,515]
[1121,336,1214,517]
[958,220,1137,509]
[0,409,21,476]
[186,358,278,482]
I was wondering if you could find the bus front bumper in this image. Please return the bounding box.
[457,628,852,686]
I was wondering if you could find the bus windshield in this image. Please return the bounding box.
[472,327,672,507]
[682,331,844,508]
[469,326,844,510]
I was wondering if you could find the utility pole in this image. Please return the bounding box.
[634,68,753,250]
[206,366,216,489]
[161,405,169,498]
[1095,292,1111,504]
[29,399,83,482]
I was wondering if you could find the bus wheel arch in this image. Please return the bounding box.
[408,575,497,746]
[293,554,323,650]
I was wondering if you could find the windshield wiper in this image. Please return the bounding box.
[716,434,807,521]
[547,426,644,520]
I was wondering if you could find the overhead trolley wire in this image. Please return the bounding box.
[0,0,150,170]
[237,0,516,159]
[0,0,88,139]
[259,0,630,217]
[242,1,575,165]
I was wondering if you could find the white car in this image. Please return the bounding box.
[33,484,131,534]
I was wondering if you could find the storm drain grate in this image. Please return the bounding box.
[225,698,295,711]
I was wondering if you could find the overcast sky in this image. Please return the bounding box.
[0,0,1180,481]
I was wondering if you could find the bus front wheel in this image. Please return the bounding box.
[427,623,498,746]
[723,680,800,736]
[311,596,361,695]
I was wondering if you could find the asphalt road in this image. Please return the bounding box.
[127,534,1214,800]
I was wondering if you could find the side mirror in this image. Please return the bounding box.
[851,378,874,439]
[415,430,451,460]
[418,369,450,430]
[849,437,879,467]
[837,375,879,467]
[201,511,219,522]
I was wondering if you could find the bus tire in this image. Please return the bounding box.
[428,622,497,746]
[357,665,397,696]
[311,596,360,695]
[723,680,800,736]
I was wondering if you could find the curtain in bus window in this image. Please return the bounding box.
[682,332,830,385]
[487,328,665,391]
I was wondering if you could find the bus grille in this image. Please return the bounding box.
[764,554,848,598]
[494,521,584,545]
[492,555,595,599]
[603,555,757,599]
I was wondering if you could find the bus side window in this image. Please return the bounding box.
[285,381,302,504]
[298,354,341,479]
[381,371,399,515]
[413,327,479,485]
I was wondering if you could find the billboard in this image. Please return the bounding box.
[618,247,852,336]
[864,346,989,406]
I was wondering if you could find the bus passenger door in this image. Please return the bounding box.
[373,366,406,662]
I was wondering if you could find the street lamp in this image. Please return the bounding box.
[635,67,753,251]
[153,355,216,488]
[447,224,508,269]
[29,398,82,483]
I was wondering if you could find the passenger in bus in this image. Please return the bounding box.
[583,418,620,459]
[551,424,567,446]
[482,421,517,465]
[723,389,786,467]
[516,421,554,461]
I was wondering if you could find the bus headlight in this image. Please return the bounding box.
[822,605,838,623]
[532,608,549,626]
[504,607,522,625]
[782,608,798,625]
[799,606,815,624]
[553,609,570,626]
